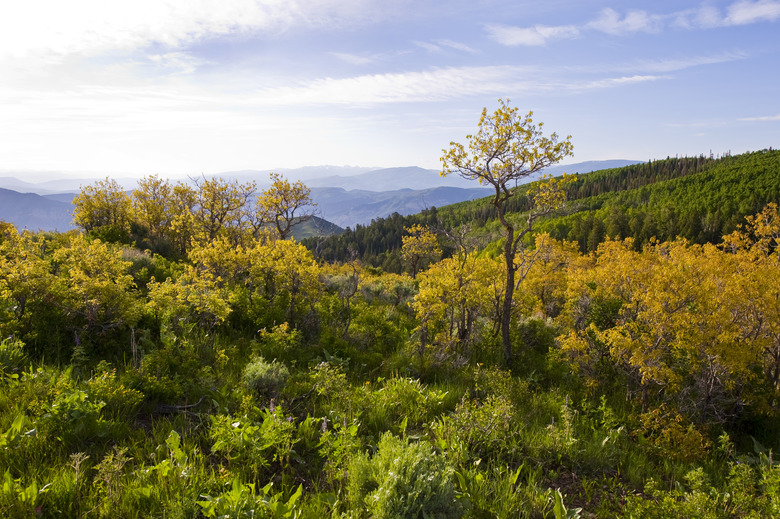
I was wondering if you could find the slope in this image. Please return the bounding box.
[304,149,780,269]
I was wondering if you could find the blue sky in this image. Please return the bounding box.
[0,0,778,180]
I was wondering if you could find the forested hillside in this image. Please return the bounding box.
[1,149,780,518]
[305,149,780,270]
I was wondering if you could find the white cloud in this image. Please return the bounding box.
[331,52,377,66]
[575,75,664,90]
[414,39,477,54]
[435,39,478,54]
[486,23,579,46]
[148,52,209,74]
[739,113,780,121]
[414,41,443,53]
[625,52,747,73]
[0,1,270,60]
[726,0,780,24]
[588,8,664,35]
[251,66,527,105]
[245,65,675,106]
[488,2,780,48]
[671,6,724,29]
[0,0,408,62]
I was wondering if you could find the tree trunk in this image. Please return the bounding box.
[502,222,516,366]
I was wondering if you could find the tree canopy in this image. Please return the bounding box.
[441,99,573,365]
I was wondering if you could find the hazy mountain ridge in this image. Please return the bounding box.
[0,160,640,231]
[311,186,494,228]
[0,188,75,231]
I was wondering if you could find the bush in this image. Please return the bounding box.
[242,357,289,397]
[347,433,463,519]
[209,408,298,481]
[257,323,302,361]
[432,394,515,462]
[0,338,26,376]
[86,369,144,422]
[364,377,450,435]
[39,388,107,446]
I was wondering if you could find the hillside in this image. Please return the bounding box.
[304,149,780,267]
[311,185,493,228]
[4,150,780,518]
[0,188,75,231]
[289,215,344,240]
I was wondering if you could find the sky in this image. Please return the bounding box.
[0,0,778,181]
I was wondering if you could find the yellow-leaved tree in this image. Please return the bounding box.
[191,176,256,246]
[72,178,133,241]
[0,230,57,346]
[401,224,441,278]
[253,173,316,240]
[559,237,768,423]
[441,99,573,365]
[52,235,142,356]
[413,252,503,361]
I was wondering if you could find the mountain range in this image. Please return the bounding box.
[0,160,639,232]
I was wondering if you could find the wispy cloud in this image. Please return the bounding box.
[435,39,478,54]
[588,8,664,35]
[247,65,674,105]
[739,113,780,121]
[726,0,780,24]
[330,52,377,66]
[488,1,780,47]
[0,1,278,60]
[148,52,209,75]
[252,66,526,105]
[622,52,748,73]
[575,75,664,90]
[671,5,725,29]
[485,24,579,46]
[414,39,478,54]
[414,41,444,53]
[0,0,409,62]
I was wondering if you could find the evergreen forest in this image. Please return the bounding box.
[2,148,780,518]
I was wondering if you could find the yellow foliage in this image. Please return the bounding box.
[414,253,503,353]
[254,173,315,240]
[53,235,141,329]
[440,99,573,188]
[401,224,441,277]
[560,232,780,421]
[72,178,133,233]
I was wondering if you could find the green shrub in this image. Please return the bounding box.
[198,478,303,518]
[39,388,107,446]
[364,377,450,435]
[257,323,302,360]
[121,339,210,404]
[432,394,515,462]
[86,369,144,422]
[209,408,298,481]
[242,357,289,397]
[0,338,26,376]
[347,433,463,519]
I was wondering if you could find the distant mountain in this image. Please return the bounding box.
[0,188,75,231]
[305,166,476,191]
[216,166,377,188]
[0,160,642,232]
[43,193,77,204]
[0,176,138,195]
[225,162,642,193]
[311,186,493,228]
[544,160,641,176]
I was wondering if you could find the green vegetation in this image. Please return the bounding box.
[1,146,780,517]
[305,149,780,269]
